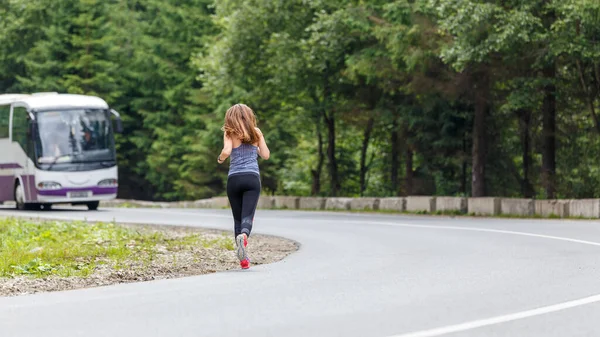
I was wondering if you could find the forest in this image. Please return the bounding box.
[1,0,599,201]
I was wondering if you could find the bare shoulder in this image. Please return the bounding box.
[231,137,242,148]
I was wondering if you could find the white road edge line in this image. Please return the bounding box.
[388,294,600,337]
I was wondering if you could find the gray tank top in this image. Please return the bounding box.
[228,143,260,176]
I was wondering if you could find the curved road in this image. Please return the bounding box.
[2,207,600,337]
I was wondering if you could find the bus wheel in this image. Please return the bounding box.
[87,201,99,211]
[14,183,26,210]
[41,203,53,210]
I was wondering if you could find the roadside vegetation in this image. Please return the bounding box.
[2,1,599,201]
[0,217,231,278]
[0,217,297,296]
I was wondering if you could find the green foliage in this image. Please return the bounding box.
[1,0,600,200]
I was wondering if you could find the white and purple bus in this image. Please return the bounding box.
[0,93,122,210]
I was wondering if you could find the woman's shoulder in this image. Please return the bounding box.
[230,136,242,146]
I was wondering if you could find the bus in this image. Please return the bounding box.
[0,93,122,210]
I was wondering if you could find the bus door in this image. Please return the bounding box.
[11,105,35,201]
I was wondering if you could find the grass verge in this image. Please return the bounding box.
[0,217,232,278]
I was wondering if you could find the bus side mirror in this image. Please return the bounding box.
[115,118,124,134]
[110,109,123,133]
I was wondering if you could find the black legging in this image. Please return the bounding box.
[227,173,261,238]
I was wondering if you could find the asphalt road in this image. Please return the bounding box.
[1,206,600,337]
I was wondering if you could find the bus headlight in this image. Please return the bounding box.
[37,181,62,190]
[98,179,118,187]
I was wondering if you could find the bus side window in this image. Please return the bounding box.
[0,106,9,138]
[12,107,29,153]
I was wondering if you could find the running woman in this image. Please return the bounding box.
[217,103,270,269]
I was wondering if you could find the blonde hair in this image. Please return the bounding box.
[222,103,260,144]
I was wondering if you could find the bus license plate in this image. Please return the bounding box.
[68,191,91,198]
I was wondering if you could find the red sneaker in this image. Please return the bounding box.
[240,258,250,269]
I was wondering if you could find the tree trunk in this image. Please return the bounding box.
[405,146,413,196]
[390,117,400,196]
[461,132,468,195]
[542,65,557,199]
[403,122,413,196]
[320,63,339,197]
[325,110,339,196]
[518,109,534,198]
[359,117,375,196]
[311,112,324,195]
[310,169,320,196]
[325,112,339,196]
[471,78,488,197]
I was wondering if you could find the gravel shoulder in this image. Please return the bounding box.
[0,219,298,297]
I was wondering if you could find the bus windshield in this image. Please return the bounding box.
[36,109,116,165]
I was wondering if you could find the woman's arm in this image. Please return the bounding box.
[217,133,233,164]
[255,128,270,160]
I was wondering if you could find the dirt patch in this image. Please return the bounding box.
[0,224,298,297]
